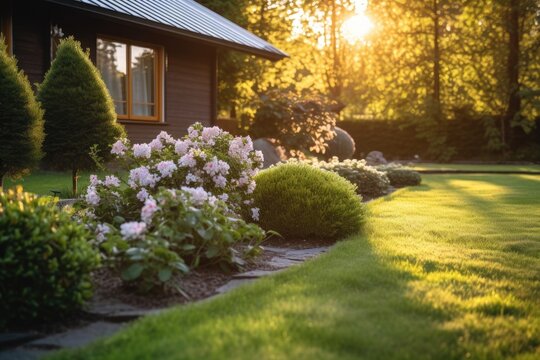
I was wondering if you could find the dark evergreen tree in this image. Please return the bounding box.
[0,36,44,190]
[38,37,125,195]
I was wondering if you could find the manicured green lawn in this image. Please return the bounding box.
[5,170,104,198]
[50,174,540,359]
[7,164,539,198]
[412,163,540,172]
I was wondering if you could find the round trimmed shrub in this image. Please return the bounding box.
[0,187,100,329]
[385,169,422,187]
[253,163,365,239]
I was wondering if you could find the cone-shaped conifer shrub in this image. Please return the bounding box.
[0,36,44,190]
[38,37,124,195]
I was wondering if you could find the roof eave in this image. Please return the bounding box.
[44,0,288,61]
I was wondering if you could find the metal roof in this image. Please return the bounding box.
[44,0,288,60]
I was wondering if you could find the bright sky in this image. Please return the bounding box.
[291,0,373,46]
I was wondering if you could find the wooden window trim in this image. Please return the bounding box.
[97,35,164,123]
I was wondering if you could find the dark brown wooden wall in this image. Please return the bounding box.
[9,0,216,143]
[11,1,48,87]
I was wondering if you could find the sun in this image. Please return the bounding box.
[342,14,374,43]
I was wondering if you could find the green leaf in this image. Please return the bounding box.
[113,216,126,225]
[197,226,214,241]
[158,268,173,282]
[205,245,219,259]
[121,263,144,281]
[173,261,190,273]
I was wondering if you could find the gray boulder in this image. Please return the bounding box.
[324,127,356,160]
[253,138,284,168]
[366,151,388,165]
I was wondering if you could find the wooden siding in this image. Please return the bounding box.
[12,1,48,88]
[11,0,216,143]
[0,0,14,55]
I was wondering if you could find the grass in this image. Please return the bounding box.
[50,173,540,359]
[6,164,539,197]
[411,163,540,172]
[4,170,105,198]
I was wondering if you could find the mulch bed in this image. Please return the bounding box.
[91,236,337,309]
[91,246,280,309]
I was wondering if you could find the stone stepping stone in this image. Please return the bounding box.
[261,246,289,254]
[85,300,164,322]
[215,279,254,294]
[233,269,282,279]
[0,333,40,350]
[266,257,302,269]
[0,347,47,360]
[26,321,124,350]
[284,247,329,260]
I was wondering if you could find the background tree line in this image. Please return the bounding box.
[197,0,540,160]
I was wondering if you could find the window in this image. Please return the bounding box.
[97,37,163,121]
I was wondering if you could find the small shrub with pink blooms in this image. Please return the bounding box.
[78,123,266,291]
[92,187,264,292]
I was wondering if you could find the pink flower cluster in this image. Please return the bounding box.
[83,123,264,226]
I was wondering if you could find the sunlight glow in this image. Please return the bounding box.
[342,14,374,44]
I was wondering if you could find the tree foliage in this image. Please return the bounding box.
[0,36,44,189]
[201,0,540,159]
[38,37,125,195]
[252,90,337,157]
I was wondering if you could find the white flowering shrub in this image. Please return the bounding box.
[84,123,263,223]
[79,123,266,291]
[92,188,264,291]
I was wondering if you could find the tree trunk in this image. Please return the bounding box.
[432,0,442,117]
[505,0,521,147]
[72,168,79,197]
[258,1,267,38]
[329,0,341,99]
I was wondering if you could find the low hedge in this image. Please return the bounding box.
[384,168,422,187]
[306,158,390,199]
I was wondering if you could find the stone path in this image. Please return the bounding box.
[0,245,329,359]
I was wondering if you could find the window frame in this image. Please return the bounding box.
[96,35,164,123]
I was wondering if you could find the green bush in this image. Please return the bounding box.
[90,187,265,292]
[306,158,390,199]
[382,168,422,187]
[252,90,337,157]
[38,37,124,195]
[0,187,99,329]
[0,36,44,190]
[253,163,365,239]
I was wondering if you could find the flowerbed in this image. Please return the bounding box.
[78,123,266,291]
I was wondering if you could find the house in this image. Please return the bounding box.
[0,0,286,142]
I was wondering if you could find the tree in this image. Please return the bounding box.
[38,37,125,195]
[0,36,44,190]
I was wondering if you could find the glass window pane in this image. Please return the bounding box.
[97,39,128,115]
[131,45,156,117]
